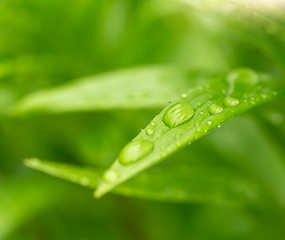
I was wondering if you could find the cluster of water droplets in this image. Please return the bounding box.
[103,68,281,182]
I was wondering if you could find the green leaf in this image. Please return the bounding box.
[24,158,260,205]
[12,66,193,115]
[94,68,285,198]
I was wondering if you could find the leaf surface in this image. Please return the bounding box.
[94,69,285,197]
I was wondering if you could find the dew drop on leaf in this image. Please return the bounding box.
[162,102,195,128]
[207,120,212,126]
[223,97,240,107]
[118,140,154,166]
[146,129,154,136]
[209,104,223,115]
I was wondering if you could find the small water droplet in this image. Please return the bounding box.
[119,140,154,165]
[175,134,182,139]
[217,124,221,128]
[207,120,212,126]
[209,104,223,115]
[261,94,267,99]
[150,122,155,127]
[139,129,144,133]
[195,122,200,127]
[197,103,201,106]
[223,97,239,107]
[199,111,204,115]
[163,102,195,128]
[146,129,154,136]
[104,170,119,182]
[181,93,187,98]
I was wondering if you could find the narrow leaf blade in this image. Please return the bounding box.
[95,69,285,197]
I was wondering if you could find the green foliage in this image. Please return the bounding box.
[1,0,285,239]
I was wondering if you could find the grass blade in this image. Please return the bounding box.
[12,66,192,115]
[94,69,285,197]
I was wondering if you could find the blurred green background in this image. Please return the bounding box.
[1,0,285,239]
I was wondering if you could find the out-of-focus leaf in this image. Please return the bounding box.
[206,115,285,207]
[25,158,260,205]
[0,176,56,239]
[94,69,285,197]
[0,88,15,115]
[12,66,193,115]
[226,0,285,71]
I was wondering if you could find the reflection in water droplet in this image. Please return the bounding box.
[209,104,223,115]
[146,129,154,136]
[223,97,239,107]
[104,169,119,182]
[163,102,195,128]
[119,140,154,165]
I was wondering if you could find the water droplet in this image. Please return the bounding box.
[119,140,154,165]
[194,122,200,127]
[175,134,182,140]
[207,120,212,126]
[181,93,187,98]
[199,111,204,115]
[139,129,144,133]
[163,102,195,128]
[197,103,201,106]
[104,169,119,182]
[146,129,154,136]
[209,104,223,115]
[261,94,267,99]
[150,122,155,127]
[223,97,239,107]
[217,124,221,128]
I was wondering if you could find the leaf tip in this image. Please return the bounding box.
[24,158,40,169]
[94,184,108,199]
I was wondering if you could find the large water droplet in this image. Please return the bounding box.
[163,102,195,128]
[223,97,239,107]
[209,104,223,115]
[104,169,119,182]
[119,140,154,165]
